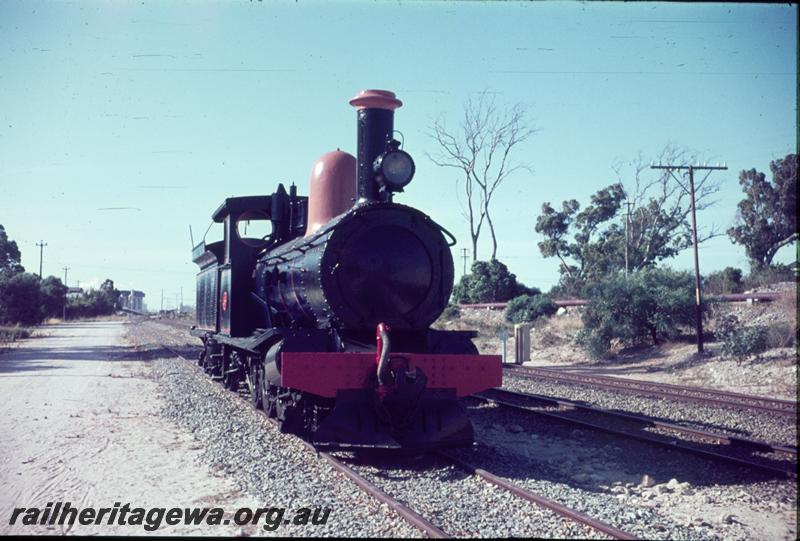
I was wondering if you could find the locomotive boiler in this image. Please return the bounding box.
[190,90,501,449]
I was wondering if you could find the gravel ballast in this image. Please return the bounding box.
[503,373,798,447]
[339,453,610,538]
[459,400,797,541]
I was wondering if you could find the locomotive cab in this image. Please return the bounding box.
[192,189,307,337]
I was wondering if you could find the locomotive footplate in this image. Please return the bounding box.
[281,351,502,449]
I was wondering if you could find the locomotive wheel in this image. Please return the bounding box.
[249,359,263,409]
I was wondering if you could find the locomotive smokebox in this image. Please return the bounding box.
[349,89,403,203]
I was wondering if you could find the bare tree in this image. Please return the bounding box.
[428,91,536,261]
[614,145,722,268]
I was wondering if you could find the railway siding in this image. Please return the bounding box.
[456,400,796,540]
[478,387,796,477]
[503,370,797,448]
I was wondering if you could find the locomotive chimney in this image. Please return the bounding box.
[349,89,402,204]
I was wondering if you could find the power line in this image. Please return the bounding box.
[651,161,728,354]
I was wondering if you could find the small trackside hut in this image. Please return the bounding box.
[190,89,502,450]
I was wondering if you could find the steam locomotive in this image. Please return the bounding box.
[190,90,501,449]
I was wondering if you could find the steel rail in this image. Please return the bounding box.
[475,388,796,479]
[459,292,785,311]
[161,345,449,539]
[439,451,638,540]
[505,365,797,416]
[520,366,798,406]
[307,446,449,538]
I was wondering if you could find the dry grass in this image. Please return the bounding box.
[0,325,33,349]
[532,309,583,349]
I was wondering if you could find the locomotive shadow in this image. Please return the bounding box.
[460,402,794,493]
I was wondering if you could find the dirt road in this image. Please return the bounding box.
[0,321,259,535]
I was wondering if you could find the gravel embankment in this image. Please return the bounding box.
[338,453,609,538]
[124,320,420,537]
[459,400,797,541]
[503,373,798,447]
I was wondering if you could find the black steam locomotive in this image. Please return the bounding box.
[191,90,501,449]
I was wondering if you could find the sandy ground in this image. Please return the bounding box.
[0,321,260,536]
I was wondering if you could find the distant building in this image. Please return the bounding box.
[66,287,84,298]
[118,290,146,312]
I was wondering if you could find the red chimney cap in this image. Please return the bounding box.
[349,89,402,111]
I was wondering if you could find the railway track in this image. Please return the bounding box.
[505,365,797,416]
[439,451,636,540]
[161,344,636,539]
[476,387,797,479]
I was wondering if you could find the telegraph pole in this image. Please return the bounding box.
[35,241,47,279]
[62,266,70,320]
[651,161,727,354]
[623,201,633,276]
[460,248,469,276]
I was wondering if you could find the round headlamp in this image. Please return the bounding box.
[374,149,415,190]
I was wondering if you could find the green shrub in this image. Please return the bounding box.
[40,276,67,318]
[573,328,612,360]
[716,315,769,360]
[744,263,797,289]
[580,267,699,358]
[65,279,120,319]
[453,259,537,303]
[765,322,797,349]
[0,272,43,325]
[704,267,744,295]
[505,294,558,324]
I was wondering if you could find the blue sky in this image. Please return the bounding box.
[0,1,796,310]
